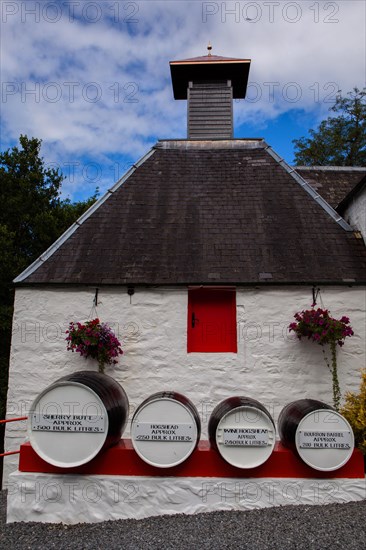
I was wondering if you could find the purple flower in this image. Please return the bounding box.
[288,308,354,348]
[340,316,350,324]
[65,318,123,370]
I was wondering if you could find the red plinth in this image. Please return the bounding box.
[18,440,365,478]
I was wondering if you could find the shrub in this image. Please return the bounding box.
[341,370,366,455]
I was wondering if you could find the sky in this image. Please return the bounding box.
[1,0,365,201]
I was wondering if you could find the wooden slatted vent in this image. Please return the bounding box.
[188,80,233,139]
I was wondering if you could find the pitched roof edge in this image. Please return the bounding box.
[264,143,353,231]
[294,166,366,172]
[13,146,157,284]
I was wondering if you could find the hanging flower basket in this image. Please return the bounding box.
[289,307,354,411]
[66,318,123,374]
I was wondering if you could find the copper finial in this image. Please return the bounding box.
[207,42,212,56]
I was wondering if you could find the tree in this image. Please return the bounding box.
[0,135,98,483]
[293,87,366,166]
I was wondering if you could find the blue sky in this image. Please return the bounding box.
[1,0,365,201]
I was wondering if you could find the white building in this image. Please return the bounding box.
[4,51,366,519]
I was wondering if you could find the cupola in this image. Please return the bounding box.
[170,44,251,139]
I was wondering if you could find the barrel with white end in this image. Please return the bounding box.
[131,392,201,468]
[208,396,276,469]
[278,399,354,471]
[28,371,129,468]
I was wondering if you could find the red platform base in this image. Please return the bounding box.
[19,440,364,478]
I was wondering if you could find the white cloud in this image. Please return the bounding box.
[1,0,365,199]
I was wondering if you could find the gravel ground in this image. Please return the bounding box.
[1,490,365,550]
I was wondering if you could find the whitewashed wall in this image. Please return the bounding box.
[344,186,366,245]
[3,285,366,484]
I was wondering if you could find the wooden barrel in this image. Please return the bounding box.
[27,371,129,468]
[208,396,276,468]
[131,391,201,468]
[278,399,354,471]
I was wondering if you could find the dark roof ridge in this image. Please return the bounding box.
[155,139,264,150]
[295,166,366,172]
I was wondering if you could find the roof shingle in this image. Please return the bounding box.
[296,167,366,208]
[17,140,366,286]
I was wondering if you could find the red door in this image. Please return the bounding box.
[187,288,237,352]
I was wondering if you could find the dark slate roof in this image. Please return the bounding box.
[337,174,366,215]
[16,140,366,286]
[296,167,366,209]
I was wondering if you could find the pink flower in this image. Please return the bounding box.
[340,316,350,324]
[65,318,123,370]
[288,308,354,348]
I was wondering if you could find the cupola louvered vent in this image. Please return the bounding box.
[188,80,233,139]
[170,46,251,139]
